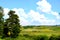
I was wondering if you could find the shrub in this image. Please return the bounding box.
[49,35,60,40]
[56,36,60,40]
[33,35,48,40]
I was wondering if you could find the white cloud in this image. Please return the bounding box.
[37,0,51,13]
[28,10,56,25]
[28,10,46,22]
[3,8,10,19]
[36,0,60,19]
[12,8,28,19]
[20,17,30,26]
[41,20,56,25]
[51,11,60,19]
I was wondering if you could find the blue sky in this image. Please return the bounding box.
[0,0,60,26]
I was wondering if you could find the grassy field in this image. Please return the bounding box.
[21,26,60,36]
[0,26,60,40]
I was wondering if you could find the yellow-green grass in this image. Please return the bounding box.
[20,26,60,37]
[0,26,60,40]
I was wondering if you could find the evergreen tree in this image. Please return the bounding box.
[0,7,4,36]
[5,10,20,38]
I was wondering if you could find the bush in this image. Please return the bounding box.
[49,35,60,40]
[56,36,60,40]
[33,35,48,40]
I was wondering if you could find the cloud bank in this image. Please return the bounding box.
[3,0,59,26]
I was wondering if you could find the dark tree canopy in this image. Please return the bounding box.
[0,7,3,13]
[4,10,20,38]
[0,7,4,36]
[0,7,21,38]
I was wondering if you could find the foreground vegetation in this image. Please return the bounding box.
[0,26,60,40]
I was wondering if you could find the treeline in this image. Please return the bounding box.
[0,7,21,38]
[23,25,58,29]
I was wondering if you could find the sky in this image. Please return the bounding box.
[0,0,60,26]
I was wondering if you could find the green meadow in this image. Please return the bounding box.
[0,26,60,40]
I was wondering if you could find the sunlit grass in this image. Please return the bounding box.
[20,26,60,36]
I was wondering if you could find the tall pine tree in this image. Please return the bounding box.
[5,10,20,37]
[0,7,4,36]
